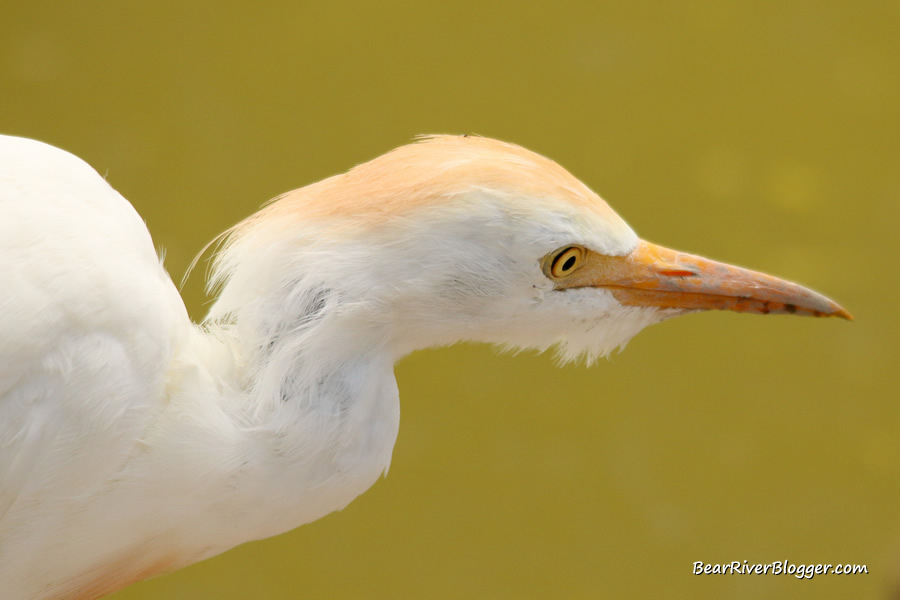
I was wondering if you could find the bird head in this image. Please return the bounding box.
[207,135,849,363]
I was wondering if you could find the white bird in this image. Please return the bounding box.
[0,134,849,599]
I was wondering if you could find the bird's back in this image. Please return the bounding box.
[0,136,189,598]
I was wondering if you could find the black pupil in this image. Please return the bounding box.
[562,255,576,271]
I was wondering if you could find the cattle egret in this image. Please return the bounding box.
[0,134,849,599]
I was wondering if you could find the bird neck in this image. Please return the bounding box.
[164,304,400,546]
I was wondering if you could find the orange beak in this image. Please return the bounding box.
[555,241,852,319]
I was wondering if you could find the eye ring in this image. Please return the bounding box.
[548,246,586,279]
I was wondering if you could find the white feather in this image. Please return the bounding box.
[0,134,668,599]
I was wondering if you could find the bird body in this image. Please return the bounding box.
[0,134,848,599]
[1,136,191,597]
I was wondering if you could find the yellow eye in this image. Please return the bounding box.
[548,246,586,279]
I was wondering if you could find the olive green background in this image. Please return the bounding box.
[2,2,897,599]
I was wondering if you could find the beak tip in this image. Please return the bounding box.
[834,307,854,321]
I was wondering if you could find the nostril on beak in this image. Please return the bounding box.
[658,268,698,277]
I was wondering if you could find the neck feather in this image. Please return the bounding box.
[158,287,400,548]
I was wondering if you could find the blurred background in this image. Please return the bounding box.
[2,1,897,598]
